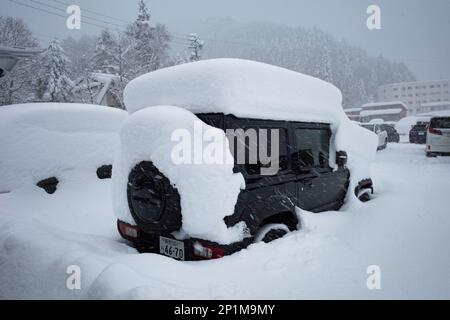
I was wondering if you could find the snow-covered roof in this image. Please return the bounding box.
[360,108,403,117]
[420,101,450,107]
[124,58,344,124]
[361,101,407,109]
[344,108,362,113]
[418,110,450,118]
[91,72,120,83]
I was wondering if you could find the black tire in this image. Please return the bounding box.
[262,228,288,243]
[127,161,181,233]
[255,223,290,244]
[426,152,437,158]
[358,191,371,203]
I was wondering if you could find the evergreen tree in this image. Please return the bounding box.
[188,33,204,62]
[125,0,171,76]
[91,30,119,74]
[37,40,73,102]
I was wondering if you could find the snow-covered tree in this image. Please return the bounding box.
[197,19,416,108]
[125,0,171,76]
[36,40,73,102]
[91,30,119,74]
[188,33,204,62]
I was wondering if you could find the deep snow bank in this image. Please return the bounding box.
[2,144,450,299]
[0,103,127,193]
[112,106,247,244]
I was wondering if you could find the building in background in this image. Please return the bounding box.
[378,80,450,116]
[0,46,44,78]
[417,101,450,114]
[344,107,362,122]
[345,101,408,123]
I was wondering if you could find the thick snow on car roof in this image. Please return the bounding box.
[124,58,344,124]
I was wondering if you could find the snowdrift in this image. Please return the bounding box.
[113,106,247,244]
[0,103,127,193]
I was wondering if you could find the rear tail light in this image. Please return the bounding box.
[193,241,225,260]
[429,127,443,135]
[118,221,139,239]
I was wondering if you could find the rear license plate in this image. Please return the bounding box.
[159,236,185,260]
[418,132,425,136]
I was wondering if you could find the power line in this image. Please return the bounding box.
[51,0,131,25]
[28,0,126,29]
[7,0,204,49]
[6,0,111,30]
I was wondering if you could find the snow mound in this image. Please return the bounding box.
[124,58,343,124]
[112,106,247,245]
[0,103,127,193]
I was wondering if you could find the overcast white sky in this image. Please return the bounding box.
[1,0,449,80]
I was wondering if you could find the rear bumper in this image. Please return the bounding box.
[427,144,450,153]
[117,220,251,261]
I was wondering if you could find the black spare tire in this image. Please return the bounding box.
[127,161,181,233]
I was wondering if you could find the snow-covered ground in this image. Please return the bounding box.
[0,143,449,299]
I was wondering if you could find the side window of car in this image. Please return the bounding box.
[291,128,330,173]
[232,127,288,176]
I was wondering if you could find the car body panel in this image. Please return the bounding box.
[427,116,450,154]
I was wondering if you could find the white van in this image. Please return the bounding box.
[426,114,450,157]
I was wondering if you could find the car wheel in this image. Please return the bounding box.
[255,223,290,243]
[426,152,437,158]
[127,161,182,233]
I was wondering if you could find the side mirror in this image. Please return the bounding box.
[336,151,348,168]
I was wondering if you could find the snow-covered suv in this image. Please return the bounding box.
[113,59,378,260]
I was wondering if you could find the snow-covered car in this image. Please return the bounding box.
[360,123,388,150]
[113,58,378,260]
[426,113,450,157]
[380,124,400,143]
[0,103,127,194]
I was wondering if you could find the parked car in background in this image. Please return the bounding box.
[409,123,428,144]
[380,124,400,143]
[361,123,388,150]
[426,115,450,157]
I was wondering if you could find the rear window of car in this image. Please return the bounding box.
[430,117,450,129]
[232,127,289,176]
[292,128,330,170]
[413,125,427,131]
